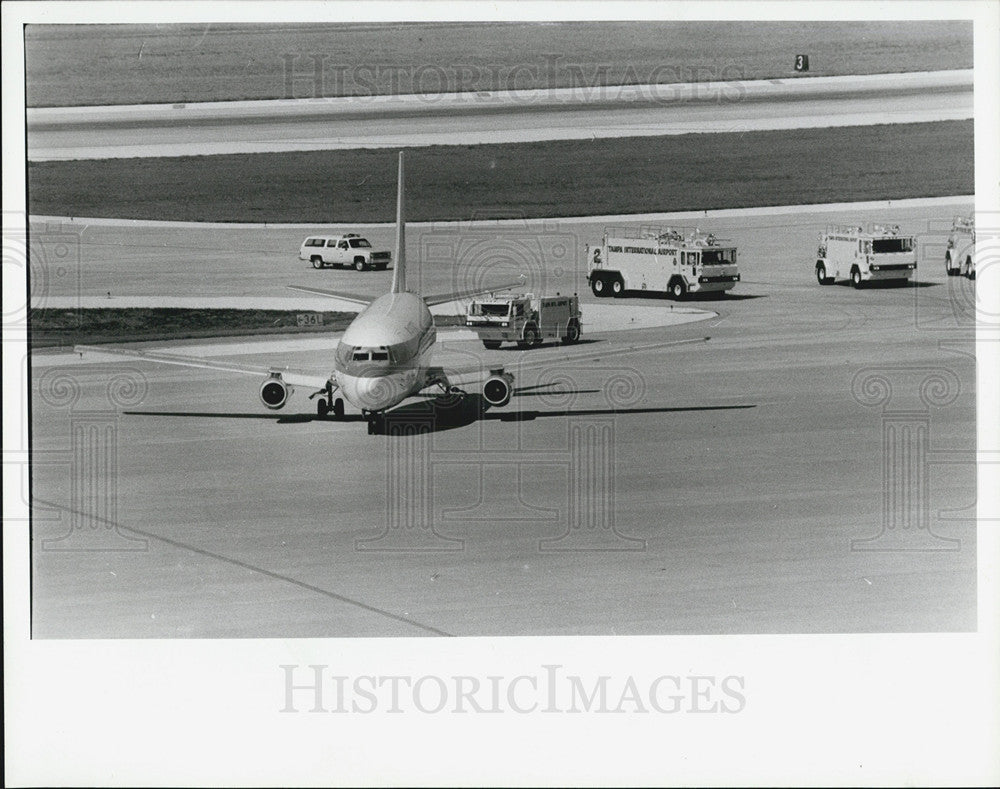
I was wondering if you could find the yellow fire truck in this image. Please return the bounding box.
[815,224,917,288]
[466,293,582,349]
[945,216,975,279]
[586,226,740,300]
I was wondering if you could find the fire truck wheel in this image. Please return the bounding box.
[311,256,323,269]
[523,324,541,347]
[851,268,863,289]
[333,398,345,418]
[816,264,832,285]
[316,398,329,416]
[611,278,624,296]
[591,277,608,297]
[669,279,686,300]
[562,320,581,344]
[482,340,502,350]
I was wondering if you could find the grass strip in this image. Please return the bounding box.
[25,22,972,107]
[29,308,464,349]
[28,122,974,223]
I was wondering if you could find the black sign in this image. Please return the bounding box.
[794,54,810,72]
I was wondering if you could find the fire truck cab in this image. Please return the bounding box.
[587,226,740,300]
[945,215,975,279]
[815,224,917,288]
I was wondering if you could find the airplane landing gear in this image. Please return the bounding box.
[313,383,344,419]
[364,411,385,435]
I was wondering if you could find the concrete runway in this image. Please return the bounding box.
[26,71,972,160]
[29,200,977,637]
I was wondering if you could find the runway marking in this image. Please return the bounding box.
[26,70,972,160]
[26,69,972,126]
[33,497,454,637]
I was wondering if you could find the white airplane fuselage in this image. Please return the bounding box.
[332,291,436,413]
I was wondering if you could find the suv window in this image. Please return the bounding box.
[326,239,338,247]
[338,241,349,249]
[349,239,372,248]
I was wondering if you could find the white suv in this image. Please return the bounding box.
[299,234,391,271]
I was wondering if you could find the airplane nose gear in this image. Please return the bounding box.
[312,382,341,419]
[435,384,467,410]
[364,411,386,435]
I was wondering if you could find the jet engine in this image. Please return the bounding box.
[259,373,293,410]
[482,370,514,407]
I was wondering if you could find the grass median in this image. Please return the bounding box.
[30,308,464,349]
[26,21,971,107]
[28,121,974,223]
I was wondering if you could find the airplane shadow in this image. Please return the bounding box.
[383,395,756,434]
[124,410,367,425]
[125,396,755,434]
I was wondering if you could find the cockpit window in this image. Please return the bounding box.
[348,347,391,362]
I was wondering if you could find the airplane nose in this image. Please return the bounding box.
[352,375,398,411]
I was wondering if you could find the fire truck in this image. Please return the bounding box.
[466,293,582,349]
[945,215,975,279]
[586,226,740,300]
[815,224,917,288]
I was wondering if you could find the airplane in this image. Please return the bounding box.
[76,151,708,434]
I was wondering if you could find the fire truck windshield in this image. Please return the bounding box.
[701,249,735,265]
[872,238,914,253]
[472,303,510,317]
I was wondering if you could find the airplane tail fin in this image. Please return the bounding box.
[390,151,406,294]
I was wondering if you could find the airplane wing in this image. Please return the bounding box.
[425,336,710,390]
[286,284,376,307]
[73,344,332,389]
[288,278,526,308]
[422,277,527,307]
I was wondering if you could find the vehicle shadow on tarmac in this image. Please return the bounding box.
[831,280,938,289]
[126,396,755,434]
[615,291,765,301]
[492,339,602,351]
